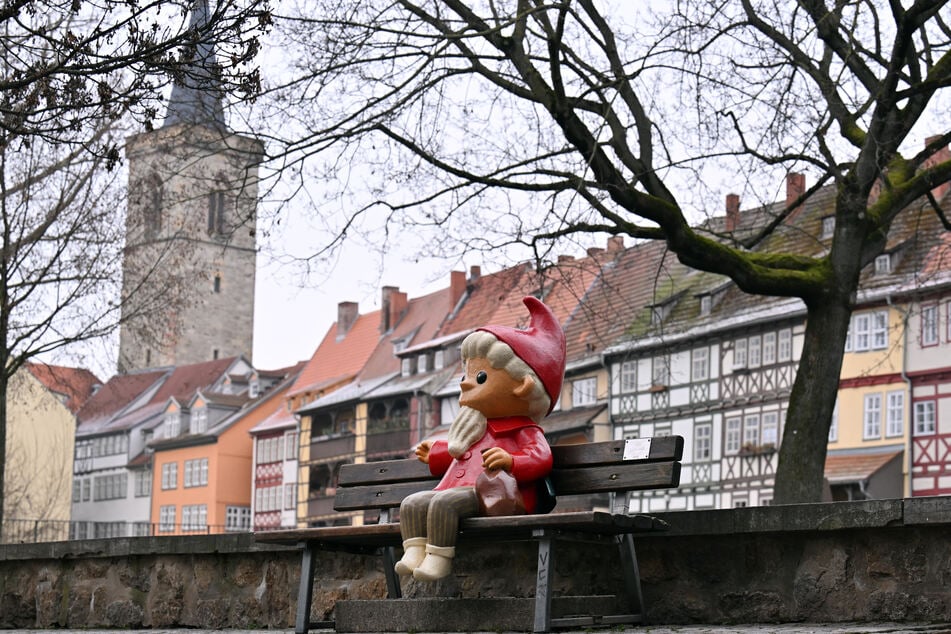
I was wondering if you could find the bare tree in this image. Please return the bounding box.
[258,1,951,503]
[0,0,269,529]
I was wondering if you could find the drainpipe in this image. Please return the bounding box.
[887,294,913,498]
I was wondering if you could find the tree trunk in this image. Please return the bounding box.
[773,297,853,504]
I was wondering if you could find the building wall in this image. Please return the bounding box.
[4,370,75,541]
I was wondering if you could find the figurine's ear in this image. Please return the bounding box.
[513,375,535,398]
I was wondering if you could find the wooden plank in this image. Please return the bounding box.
[551,436,683,467]
[550,461,680,495]
[333,480,436,511]
[338,459,436,487]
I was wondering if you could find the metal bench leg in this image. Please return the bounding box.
[382,546,402,598]
[617,533,644,620]
[533,531,554,633]
[296,543,317,634]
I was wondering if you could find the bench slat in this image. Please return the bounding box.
[333,480,437,511]
[338,459,436,487]
[550,461,680,495]
[551,436,684,467]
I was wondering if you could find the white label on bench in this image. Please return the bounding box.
[622,438,652,461]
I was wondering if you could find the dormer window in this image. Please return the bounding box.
[821,216,835,239]
[191,407,208,434]
[249,375,260,398]
[434,349,445,370]
[874,253,892,274]
[164,411,181,438]
[699,295,712,316]
[401,357,413,377]
[417,354,429,374]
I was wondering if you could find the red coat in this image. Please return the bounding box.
[427,416,553,513]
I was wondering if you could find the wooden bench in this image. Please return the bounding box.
[254,435,683,633]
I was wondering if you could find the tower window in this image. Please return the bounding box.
[144,172,163,239]
[213,274,221,293]
[207,191,226,235]
[213,348,219,360]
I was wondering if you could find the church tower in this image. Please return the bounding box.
[118,0,263,373]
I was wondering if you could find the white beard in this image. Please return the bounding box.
[446,406,488,458]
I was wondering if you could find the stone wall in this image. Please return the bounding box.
[1,498,949,629]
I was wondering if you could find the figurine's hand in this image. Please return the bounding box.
[415,441,432,464]
[481,447,514,472]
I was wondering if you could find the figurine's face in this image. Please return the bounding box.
[459,356,534,419]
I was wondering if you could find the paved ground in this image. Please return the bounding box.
[16,625,951,634]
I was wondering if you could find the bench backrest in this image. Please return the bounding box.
[333,436,683,514]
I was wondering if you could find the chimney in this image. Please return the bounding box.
[450,270,466,309]
[725,193,740,231]
[924,135,951,200]
[469,265,481,282]
[558,254,575,263]
[586,247,605,258]
[786,172,806,213]
[380,286,407,334]
[607,236,624,252]
[337,301,358,337]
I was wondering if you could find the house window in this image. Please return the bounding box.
[161,462,178,490]
[914,401,936,435]
[72,480,81,502]
[872,311,888,349]
[743,414,760,448]
[164,411,180,438]
[225,506,251,532]
[82,479,91,501]
[257,436,283,463]
[828,399,839,442]
[691,348,709,381]
[694,423,712,461]
[654,422,672,437]
[134,470,151,497]
[778,328,792,361]
[946,302,951,341]
[284,431,298,461]
[874,254,892,274]
[853,314,871,351]
[434,349,445,370]
[417,354,429,374]
[285,483,297,510]
[620,361,637,392]
[748,336,762,367]
[93,473,128,501]
[159,505,176,533]
[184,458,209,488]
[762,411,779,447]
[885,390,904,437]
[863,393,882,439]
[699,295,712,316]
[922,304,938,346]
[572,377,597,406]
[651,356,670,386]
[734,339,747,369]
[725,417,742,454]
[182,504,208,531]
[821,215,835,238]
[400,358,412,377]
[191,407,208,434]
[762,332,776,365]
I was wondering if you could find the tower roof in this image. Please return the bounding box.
[163,0,227,130]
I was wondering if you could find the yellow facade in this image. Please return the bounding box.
[3,369,76,540]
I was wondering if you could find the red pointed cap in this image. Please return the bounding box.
[477,296,567,415]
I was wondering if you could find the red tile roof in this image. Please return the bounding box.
[26,362,102,414]
[289,310,383,396]
[824,447,903,484]
[76,369,169,427]
[146,356,238,405]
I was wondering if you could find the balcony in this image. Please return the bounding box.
[308,433,356,462]
[366,422,411,459]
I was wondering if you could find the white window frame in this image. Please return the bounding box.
[191,407,208,434]
[161,462,178,490]
[761,411,779,447]
[778,329,792,362]
[694,423,712,461]
[652,356,670,386]
[872,311,889,349]
[743,414,760,447]
[734,339,747,369]
[164,411,180,438]
[572,377,598,406]
[225,506,251,532]
[821,215,835,238]
[135,470,151,497]
[914,401,936,435]
[748,335,762,368]
[620,361,637,393]
[864,393,882,439]
[828,400,839,442]
[159,505,176,532]
[886,390,904,437]
[284,431,298,461]
[284,483,297,510]
[762,332,776,365]
[725,417,742,454]
[853,314,871,351]
[922,304,939,347]
[874,253,892,274]
[691,348,709,381]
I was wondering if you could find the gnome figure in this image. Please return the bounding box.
[395,296,567,582]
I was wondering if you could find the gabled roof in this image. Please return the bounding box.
[288,311,382,397]
[437,262,537,335]
[146,356,241,405]
[76,368,170,432]
[26,362,102,414]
